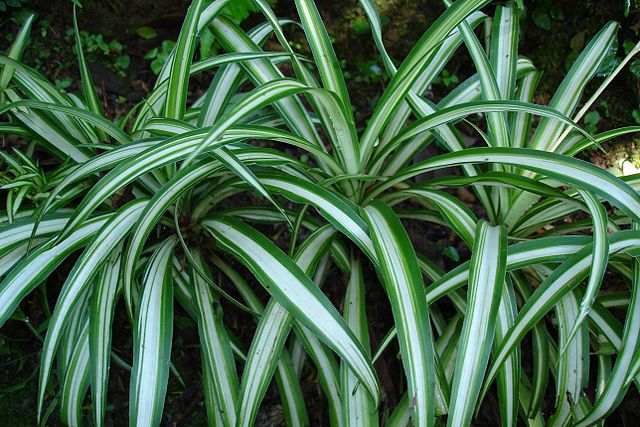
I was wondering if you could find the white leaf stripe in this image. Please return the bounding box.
[409,170,573,202]
[154,0,232,84]
[212,251,328,426]
[53,125,334,242]
[202,362,225,426]
[447,221,507,427]
[494,280,520,427]
[203,216,381,404]
[0,214,71,255]
[529,22,617,151]
[192,252,239,427]
[259,174,376,261]
[182,77,357,174]
[210,17,323,148]
[577,241,640,425]
[36,199,147,420]
[122,162,222,320]
[386,187,477,248]
[73,5,105,137]
[273,350,310,427]
[220,251,342,425]
[559,189,609,351]
[372,101,594,167]
[510,70,541,148]
[378,235,594,357]
[57,283,91,375]
[0,55,94,144]
[121,152,294,319]
[0,14,34,91]
[0,214,112,328]
[0,239,45,276]
[359,0,491,162]
[237,300,294,427]
[483,232,640,398]
[2,95,91,162]
[292,322,343,425]
[129,237,176,427]
[90,248,123,427]
[60,320,90,427]
[341,256,376,426]
[164,0,204,119]
[511,272,550,418]
[444,0,510,148]
[294,0,352,115]
[139,50,298,130]
[379,148,640,224]
[42,123,335,231]
[0,99,130,144]
[364,201,434,426]
[489,4,518,100]
[553,290,585,425]
[211,146,291,227]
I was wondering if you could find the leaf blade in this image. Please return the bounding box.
[363,201,435,426]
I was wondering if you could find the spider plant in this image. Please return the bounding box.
[1,0,640,426]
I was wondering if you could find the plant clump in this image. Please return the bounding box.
[1,0,640,426]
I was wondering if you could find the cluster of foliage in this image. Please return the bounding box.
[62,29,130,76]
[1,0,640,426]
[2,11,131,89]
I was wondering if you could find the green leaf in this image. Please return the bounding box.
[60,320,90,426]
[363,201,435,426]
[359,0,491,163]
[560,189,609,353]
[443,0,510,150]
[340,255,377,426]
[212,255,324,425]
[0,99,130,145]
[530,22,617,152]
[129,237,176,427]
[378,148,640,226]
[550,290,588,425]
[511,271,549,419]
[73,5,106,140]
[385,187,477,248]
[494,279,520,427]
[577,229,640,425]
[0,13,33,94]
[37,199,147,421]
[0,213,112,328]
[164,0,205,119]
[490,4,518,100]
[259,173,376,262]
[235,226,332,426]
[191,251,239,427]
[294,0,352,117]
[89,248,123,427]
[115,55,130,70]
[209,16,323,149]
[376,234,594,372]
[371,100,595,168]
[203,216,381,405]
[136,26,157,39]
[510,70,542,148]
[210,146,292,227]
[447,221,507,426]
[483,231,640,402]
[414,171,574,201]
